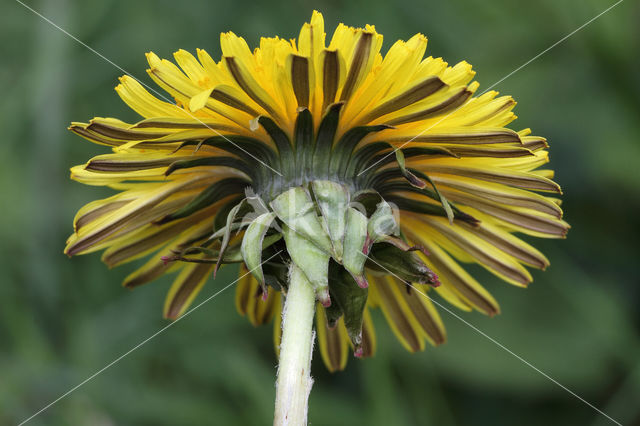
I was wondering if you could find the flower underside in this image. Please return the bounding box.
[66,11,568,372]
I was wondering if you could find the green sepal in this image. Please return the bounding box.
[393,147,427,189]
[404,168,469,225]
[367,200,400,244]
[323,299,343,329]
[371,165,454,224]
[313,102,343,177]
[155,178,248,225]
[262,260,288,292]
[294,108,314,179]
[212,196,245,236]
[270,186,333,255]
[342,207,369,288]
[215,198,252,275]
[311,180,350,261]
[208,221,244,243]
[165,235,279,265]
[352,189,383,217]
[282,223,331,306]
[392,146,455,223]
[257,115,295,179]
[419,173,454,224]
[330,124,393,178]
[241,212,277,286]
[248,233,282,261]
[346,141,390,180]
[367,242,439,286]
[328,262,369,351]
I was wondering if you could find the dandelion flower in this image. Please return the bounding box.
[66,11,568,424]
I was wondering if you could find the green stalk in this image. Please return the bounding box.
[273,263,316,426]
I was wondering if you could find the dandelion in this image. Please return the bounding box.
[66,11,568,424]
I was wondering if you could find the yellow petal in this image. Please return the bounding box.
[163,256,214,319]
[316,305,349,372]
[369,275,425,352]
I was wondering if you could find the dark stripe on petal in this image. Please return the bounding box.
[386,87,473,125]
[165,262,214,319]
[424,165,562,193]
[322,50,340,112]
[444,145,534,158]
[522,137,549,151]
[359,309,376,358]
[316,306,348,372]
[290,55,310,108]
[235,266,253,316]
[397,283,446,345]
[132,118,236,132]
[373,276,423,352]
[425,219,533,285]
[86,157,184,172]
[75,200,130,231]
[461,223,549,269]
[363,77,446,123]
[340,32,373,102]
[224,56,283,123]
[210,86,260,117]
[102,209,215,267]
[390,129,521,145]
[405,234,500,316]
[467,98,516,126]
[70,125,120,147]
[432,177,563,217]
[165,156,253,179]
[442,190,569,237]
[66,178,214,256]
[156,178,248,225]
[123,257,172,288]
[87,122,169,141]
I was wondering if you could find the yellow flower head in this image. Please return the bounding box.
[66,11,568,372]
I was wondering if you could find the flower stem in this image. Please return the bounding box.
[274,263,316,426]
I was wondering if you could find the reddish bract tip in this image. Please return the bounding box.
[362,235,372,256]
[430,273,441,287]
[317,287,331,307]
[354,346,364,358]
[416,244,430,256]
[261,288,269,301]
[160,256,172,265]
[355,275,369,289]
[407,172,427,189]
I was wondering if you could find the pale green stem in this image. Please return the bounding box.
[273,263,316,426]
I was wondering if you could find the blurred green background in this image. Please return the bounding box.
[1,0,639,425]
